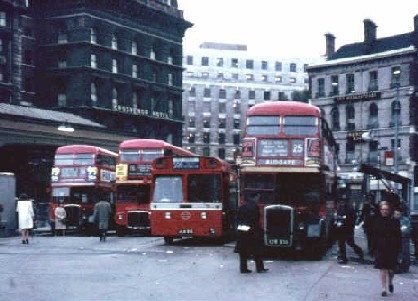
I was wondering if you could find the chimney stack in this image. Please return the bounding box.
[364,19,377,43]
[325,33,335,58]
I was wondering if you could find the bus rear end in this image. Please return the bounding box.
[150,156,234,244]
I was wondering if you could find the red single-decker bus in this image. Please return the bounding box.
[149,156,238,244]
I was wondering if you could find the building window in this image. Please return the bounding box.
[369,71,378,91]
[346,73,355,93]
[203,133,210,144]
[24,50,33,65]
[275,61,282,71]
[201,56,209,66]
[233,118,240,129]
[90,28,97,44]
[246,59,254,69]
[112,59,118,73]
[0,12,6,27]
[261,61,268,70]
[346,104,355,131]
[233,134,240,145]
[264,91,271,100]
[368,103,378,128]
[331,107,340,130]
[203,88,211,98]
[189,118,195,128]
[168,73,173,86]
[186,55,193,65]
[219,118,226,128]
[331,75,339,96]
[303,64,308,72]
[246,74,254,81]
[132,64,138,78]
[218,148,225,159]
[391,66,401,88]
[203,147,210,156]
[275,75,282,83]
[219,89,226,99]
[132,91,138,109]
[24,77,34,92]
[188,133,195,143]
[278,92,287,101]
[346,139,355,163]
[58,53,67,68]
[231,58,238,68]
[232,73,239,80]
[290,63,297,72]
[317,78,325,97]
[132,41,138,55]
[0,39,3,53]
[111,34,117,50]
[57,29,67,44]
[189,86,196,97]
[262,75,268,82]
[91,82,98,104]
[390,139,401,150]
[91,54,97,68]
[219,133,225,145]
[203,119,210,128]
[216,58,223,67]
[57,93,66,107]
[167,52,173,64]
[217,73,224,79]
[249,90,255,99]
[112,87,118,109]
[150,47,156,60]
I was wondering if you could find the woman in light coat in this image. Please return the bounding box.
[16,193,35,244]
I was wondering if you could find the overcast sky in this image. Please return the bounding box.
[177,0,418,58]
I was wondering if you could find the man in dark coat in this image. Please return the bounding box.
[235,193,267,273]
[335,198,364,264]
[93,200,111,242]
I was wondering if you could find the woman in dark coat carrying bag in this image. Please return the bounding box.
[372,202,401,297]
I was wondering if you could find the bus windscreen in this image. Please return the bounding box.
[188,174,221,203]
[153,176,183,203]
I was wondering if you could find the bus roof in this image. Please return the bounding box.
[119,139,171,149]
[247,101,320,117]
[55,145,117,157]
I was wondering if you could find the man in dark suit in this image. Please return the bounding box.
[335,197,364,264]
[235,193,268,273]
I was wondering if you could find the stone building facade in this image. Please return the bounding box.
[182,42,312,162]
[308,17,418,206]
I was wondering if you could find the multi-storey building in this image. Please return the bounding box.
[0,0,191,200]
[308,17,418,207]
[182,42,312,161]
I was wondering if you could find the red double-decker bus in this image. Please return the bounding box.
[239,101,338,258]
[149,156,238,244]
[115,139,195,236]
[50,145,117,232]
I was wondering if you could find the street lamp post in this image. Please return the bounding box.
[393,85,401,194]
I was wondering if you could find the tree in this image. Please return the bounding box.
[291,89,310,103]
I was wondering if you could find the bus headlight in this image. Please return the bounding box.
[298,222,305,230]
[118,214,124,220]
[165,212,171,219]
[201,212,207,219]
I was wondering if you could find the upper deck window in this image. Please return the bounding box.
[120,151,139,162]
[55,154,94,166]
[283,116,318,136]
[120,149,163,163]
[246,116,280,136]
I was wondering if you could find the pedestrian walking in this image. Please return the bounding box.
[16,193,35,244]
[92,199,111,242]
[393,207,411,273]
[334,197,364,264]
[235,192,268,274]
[372,202,402,297]
[54,204,66,236]
[362,195,376,256]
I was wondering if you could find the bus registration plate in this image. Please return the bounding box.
[268,239,289,246]
[178,229,194,235]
